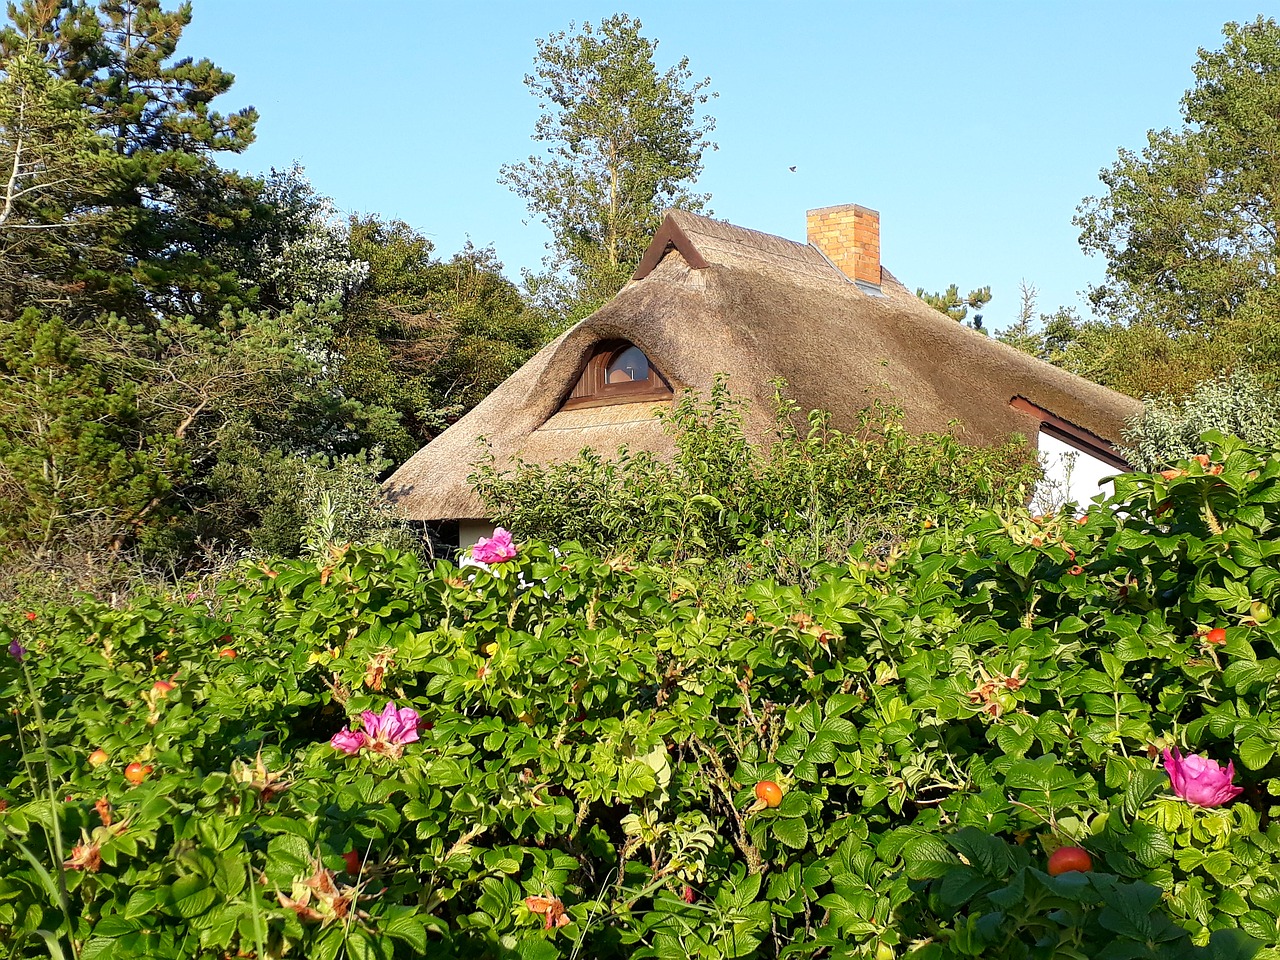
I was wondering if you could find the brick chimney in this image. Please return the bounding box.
[806,203,881,291]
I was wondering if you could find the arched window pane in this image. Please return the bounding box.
[606,345,650,384]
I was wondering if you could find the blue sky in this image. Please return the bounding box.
[186,2,1271,331]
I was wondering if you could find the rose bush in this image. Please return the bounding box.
[0,434,1277,959]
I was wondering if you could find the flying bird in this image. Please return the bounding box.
[789,166,797,173]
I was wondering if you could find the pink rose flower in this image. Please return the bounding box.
[330,729,367,754]
[1163,747,1244,808]
[361,701,420,755]
[329,701,419,759]
[472,528,518,565]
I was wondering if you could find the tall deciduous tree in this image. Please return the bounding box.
[1071,16,1280,393]
[500,13,716,321]
[341,217,549,455]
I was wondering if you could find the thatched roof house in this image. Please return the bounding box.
[386,204,1141,535]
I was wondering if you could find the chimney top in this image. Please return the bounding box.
[806,204,882,294]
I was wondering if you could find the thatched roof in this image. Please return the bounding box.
[386,209,1142,521]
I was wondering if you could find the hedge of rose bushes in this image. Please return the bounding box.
[1,435,1278,959]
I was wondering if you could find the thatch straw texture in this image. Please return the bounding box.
[385,211,1141,521]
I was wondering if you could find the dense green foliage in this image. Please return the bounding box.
[7,15,1280,955]
[1,0,262,322]
[337,220,551,458]
[501,13,717,321]
[4,438,1278,958]
[1077,17,1280,336]
[0,2,550,578]
[0,311,171,550]
[473,381,1039,568]
[0,48,109,314]
[1124,371,1280,470]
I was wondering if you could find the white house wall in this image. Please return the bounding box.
[1034,431,1119,513]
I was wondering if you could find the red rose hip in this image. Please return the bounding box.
[1047,846,1092,876]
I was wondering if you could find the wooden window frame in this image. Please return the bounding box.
[562,340,673,411]
[1009,396,1131,470]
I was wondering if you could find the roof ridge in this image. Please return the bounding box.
[666,208,811,251]
[638,208,845,283]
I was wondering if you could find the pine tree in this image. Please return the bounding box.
[0,309,176,552]
[2,0,264,322]
[916,283,992,331]
[0,49,116,316]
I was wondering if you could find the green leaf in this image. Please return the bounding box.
[1115,528,1152,551]
[1238,736,1276,771]
[819,716,858,744]
[902,834,960,880]
[1249,884,1280,916]
[1097,881,1165,941]
[776,791,808,818]
[861,781,890,808]
[264,834,312,885]
[1005,755,1072,792]
[1239,910,1280,943]
[824,693,863,718]
[1222,660,1267,692]
[173,888,217,920]
[1122,767,1170,817]
[516,937,562,960]
[168,874,207,904]
[616,659,642,682]
[309,928,344,960]
[802,735,837,765]
[256,816,314,839]
[122,890,156,920]
[380,910,428,953]
[1202,928,1264,960]
[772,817,809,849]
[946,827,1009,878]
[994,722,1035,758]
[343,928,382,960]
[90,917,142,939]
[1248,565,1280,597]
[1122,822,1173,867]
[815,893,862,931]
[1008,550,1037,579]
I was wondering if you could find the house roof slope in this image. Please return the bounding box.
[385,210,1142,521]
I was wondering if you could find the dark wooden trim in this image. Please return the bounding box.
[560,388,675,412]
[1009,396,1131,470]
[632,215,709,279]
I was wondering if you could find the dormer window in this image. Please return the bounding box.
[607,345,650,383]
[563,340,673,410]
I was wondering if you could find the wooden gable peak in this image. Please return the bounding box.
[632,213,709,279]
